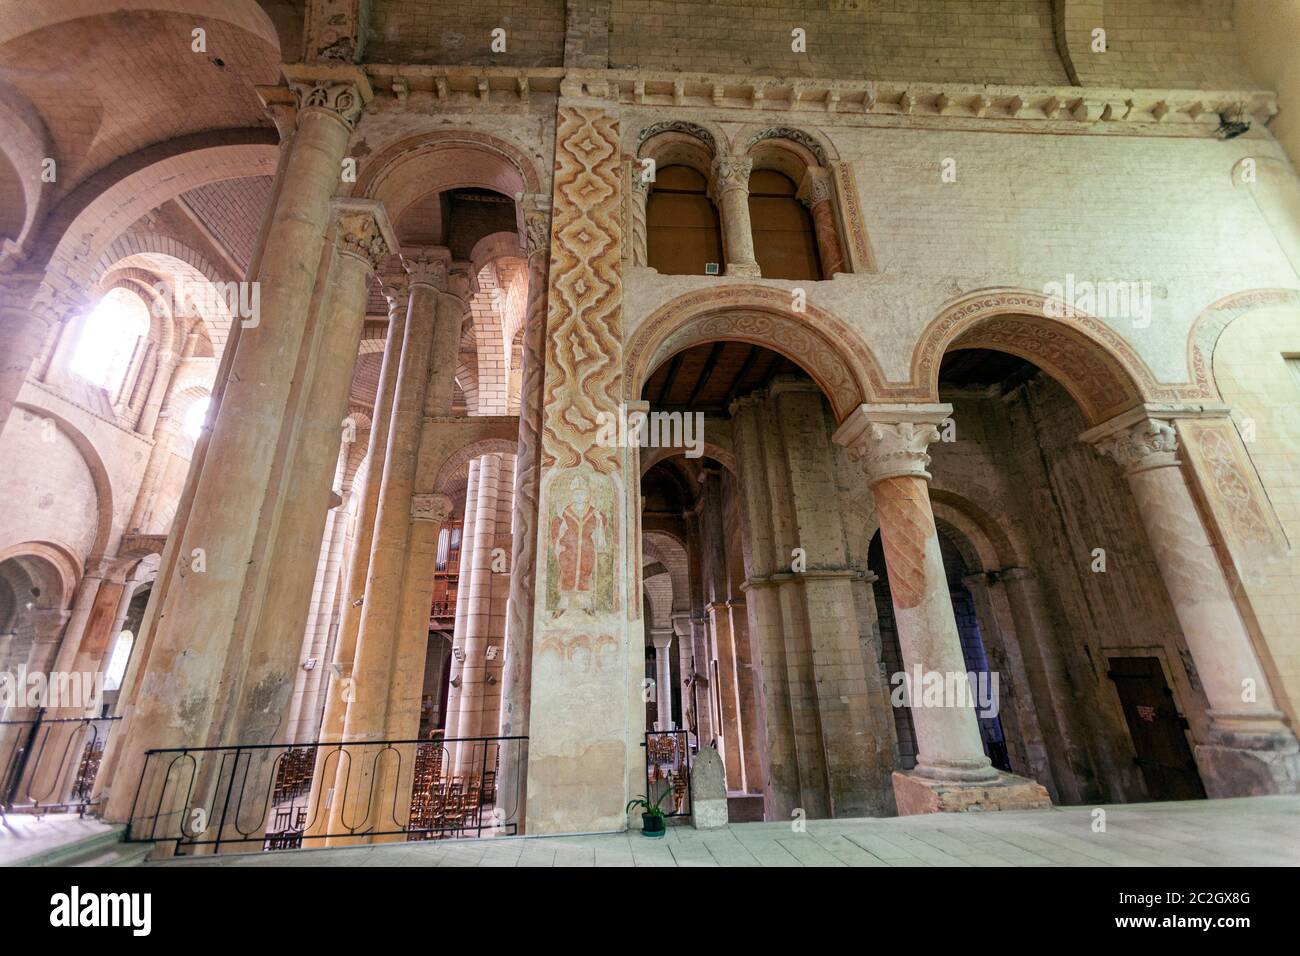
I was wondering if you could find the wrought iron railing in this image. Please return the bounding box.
[0,714,120,814]
[124,734,527,856]
[643,729,692,818]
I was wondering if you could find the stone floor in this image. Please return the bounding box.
[151,795,1300,867]
[0,812,116,865]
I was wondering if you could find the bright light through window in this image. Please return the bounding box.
[104,630,134,692]
[183,396,211,440]
[70,289,149,390]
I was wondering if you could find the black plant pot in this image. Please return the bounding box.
[642,812,666,838]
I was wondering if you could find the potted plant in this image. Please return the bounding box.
[626,791,670,838]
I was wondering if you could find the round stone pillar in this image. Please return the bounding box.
[798,166,846,278]
[835,405,997,785]
[1087,413,1300,794]
[628,174,648,266]
[315,271,408,750]
[342,249,449,747]
[709,156,761,277]
[650,628,675,731]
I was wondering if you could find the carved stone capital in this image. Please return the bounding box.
[402,247,452,291]
[411,493,454,524]
[379,272,410,314]
[524,208,552,258]
[709,155,753,194]
[1092,417,1180,475]
[833,403,952,484]
[797,166,835,208]
[282,64,372,130]
[331,199,396,272]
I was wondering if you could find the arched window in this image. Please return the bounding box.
[104,630,135,691]
[747,169,821,280]
[70,288,150,391]
[646,165,724,276]
[182,395,211,440]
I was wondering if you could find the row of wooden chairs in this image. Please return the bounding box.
[409,775,495,838]
[271,747,314,802]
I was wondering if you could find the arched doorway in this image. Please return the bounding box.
[637,336,893,822]
[925,344,1208,804]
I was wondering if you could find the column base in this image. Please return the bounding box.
[1194,743,1300,798]
[724,261,761,277]
[891,770,1052,815]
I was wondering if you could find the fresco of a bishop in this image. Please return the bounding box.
[550,476,607,611]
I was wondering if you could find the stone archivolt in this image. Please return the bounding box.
[626,285,884,421]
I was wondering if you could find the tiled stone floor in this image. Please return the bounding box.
[151,795,1300,867]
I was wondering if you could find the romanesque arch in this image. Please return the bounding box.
[904,288,1166,426]
[625,285,884,422]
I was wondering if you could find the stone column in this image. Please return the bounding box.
[94,89,300,814]
[698,465,746,790]
[709,156,761,277]
[386,492,453,741]
[135,351,177,437]
[628,172,648,267]
[328,249,456,838]
[835,403,1050,814]
[339,250,447,746]
[445,457,481,743]
[454,453,511,767]
[288,464,351,744]
[1085,412,1300,795]
[650,628,675,731]
[101,69,378,827]
[797,166,845,278]
[730,393,798,818]
[315,271,408,748]
[499,202,551,830]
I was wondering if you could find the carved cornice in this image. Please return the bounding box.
[833,403,952,484]
[358,64,1276,138]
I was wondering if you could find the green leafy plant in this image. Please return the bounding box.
[625,790,671,819]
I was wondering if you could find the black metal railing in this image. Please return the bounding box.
[643,729,692,818]
[0,713,120,814]
[124,734,527,856]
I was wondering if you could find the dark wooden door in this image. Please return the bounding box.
[1108,656,1206,801]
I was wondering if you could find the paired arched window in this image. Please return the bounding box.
[70,287,150,392]
[635,125,858,280]
[748,169,821,280]
[646,165,724,276]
